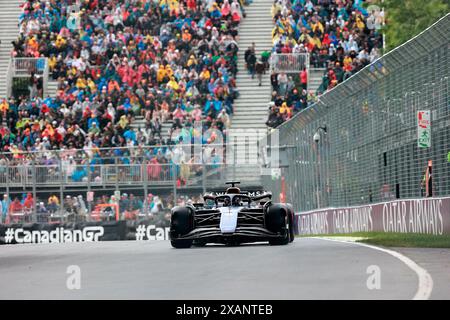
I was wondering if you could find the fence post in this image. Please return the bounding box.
[6,160,10,201]
[115,157,119,191]
[87,161,92,216]
[31,159,37,222]
[143,159,148,213]
[172,163,177,207]
[59,158,64,219]
[202,165,206,194]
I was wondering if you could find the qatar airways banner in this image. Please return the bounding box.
[296,197,450,236]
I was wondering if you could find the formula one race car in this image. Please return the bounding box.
[169,182,295,248]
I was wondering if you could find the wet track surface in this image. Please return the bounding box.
[0,238,428,299]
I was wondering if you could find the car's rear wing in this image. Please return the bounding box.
[250,192,272,201]
[203,191,272,201]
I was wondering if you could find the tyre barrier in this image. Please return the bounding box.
[0,219,169,245]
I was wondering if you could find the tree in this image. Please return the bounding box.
[371,0,449,51]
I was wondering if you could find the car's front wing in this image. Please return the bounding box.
[173,226,284,244]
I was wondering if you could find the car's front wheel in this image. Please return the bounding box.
[288,210,295,243]
[269,215,290,246]
[265,204,290,246]
[171,239,193,248]
[170,206,194,249]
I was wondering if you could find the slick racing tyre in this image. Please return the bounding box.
[287,205,295,243]
[265,204,290,246]
[171,239,193,248]
[170,206,194,249]
[269,219,290,245]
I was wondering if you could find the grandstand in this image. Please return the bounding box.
[0,0,448,224]
[264,13,450,212]
[266,0,384,129]
[0,0,264,223]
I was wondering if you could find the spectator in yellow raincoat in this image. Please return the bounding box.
[298,30,310,43]
[55,35,66,49]
[118,115,129,129]
[169,0,180,13]
[67,66,78,77]
[279,102,292,118]
[76,76,88,89]
[167,77,179,91]
[311,20,324,34]
[48,194,59,207]
[272,27,281,45]
[87,78,97,93]
[157,65,166,82]
[343,55,353,72]
[0,99,9,117]
[186,54,198,67]
[355,16,365,30]
[48,55,57,71]
[165,65,174,78]
[199,67,210,80]
[310,34,322,49]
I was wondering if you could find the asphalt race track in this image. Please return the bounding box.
[0,238,446,300]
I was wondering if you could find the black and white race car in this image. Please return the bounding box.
[169,182,295,248]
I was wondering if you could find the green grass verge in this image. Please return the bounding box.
[298,232,450,248]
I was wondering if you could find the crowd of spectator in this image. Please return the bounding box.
[2,0,245,165]
[0,144,223,197]
[266,0,383,128]
[1,191,203,224]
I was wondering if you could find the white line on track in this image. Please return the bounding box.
[308,237,434,300]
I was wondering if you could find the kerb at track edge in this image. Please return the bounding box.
[307,237,433,300]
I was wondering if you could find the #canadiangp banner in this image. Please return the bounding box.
[0,220,170,245]
[296,196,450,236]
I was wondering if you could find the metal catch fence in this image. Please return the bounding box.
[262,14,450,213]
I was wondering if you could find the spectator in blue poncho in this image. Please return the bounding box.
[72,166,87,182]
[123,128,137,144]
[88,114,100,129]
